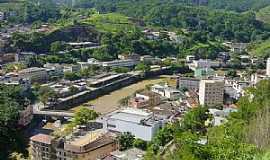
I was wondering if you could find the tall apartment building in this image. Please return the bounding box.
[199,80,224,106]
[267,57,270,76]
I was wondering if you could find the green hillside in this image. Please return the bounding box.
[83,13,139,33]
[257,6,270,24]
[249,40,270,58]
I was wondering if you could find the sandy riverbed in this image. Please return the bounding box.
[70,76,167,114]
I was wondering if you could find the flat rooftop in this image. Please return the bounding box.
[30,133,52,145]
[109,108,153,124]
[67,129,104,147]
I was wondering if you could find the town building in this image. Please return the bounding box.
[208,107,237,126]
[101,59,139,68]
[199,80,224,106]
[129,91,161,109]
[178,77,200,91]
[188,59,220,71]
[44,63,64,79]
[18,67,48,83]
[151,84,181,100]
[267,57,270,76]
[100,108,163,141]
[0,53,16,64]
[225,79,250,99]
[250,73,269,85]
[30,127,118,160]
[63,64,81,73]
[194,68,215,79]
[15,52,36,62]
[186,55,196,63]
[0,11,5,21]
[118,53,140,61]
[104,148,145,160]
[223,42,248,53]
[164,87,181,100]
[140,55,161,65]
[67,42,100,49]
[30,134,55,160]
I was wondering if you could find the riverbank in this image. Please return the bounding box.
[70,76,167,114]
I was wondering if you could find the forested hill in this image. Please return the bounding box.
[71,0,270,12]
[208,0,270,12]
[69,0,270,43]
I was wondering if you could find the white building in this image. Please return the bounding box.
[63,64,81,73]
[267,57,270,76]
[251,73,269,85]
[102,59,139,68]
[44,63,64,78]
[101,108,163,141]
[151,84,181,100]
[179,77,200,91]
[188,59,220,71]
[223,42,248,53]
[140,55,161,64]
[164,87,181,100]
[199,80,224,106]
[186,55,195,63]
[151,84,165,96]
[0,12,4,21]
[18,67,48,83]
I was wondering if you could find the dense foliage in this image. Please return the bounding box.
[0,84,35,159]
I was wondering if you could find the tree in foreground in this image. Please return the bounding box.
[73,108,99,125]
[118,132,135,151]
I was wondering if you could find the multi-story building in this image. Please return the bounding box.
[100,108,163,141]
[0,53,16,64]
[102,59,139,68]
[44,63,64,79]
[118,53,140,61]
[194,68,215,79]
[30,134,55,160]
[63,64,81,73]
[223,42,248,53]
[18,67,48,83]
[140,55,161,65]
[199,80,224,106]
[267,57,270,76]
[15,52,36,63]
[151,84,182,100]
[178,77,200,91]
[164,87,181,100]
[56,130,118,160]
[30,128,118,160]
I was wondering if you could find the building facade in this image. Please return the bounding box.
[178,77,200,91]
[18,67,48,83]
[199,80,224,106]
[267,57,270,76]
[101,108,163,141]
[30,129,118,160]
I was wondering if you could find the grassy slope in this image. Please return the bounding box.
[249,40,270,58]
[83,13,139,33]
[257,6,270,24]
